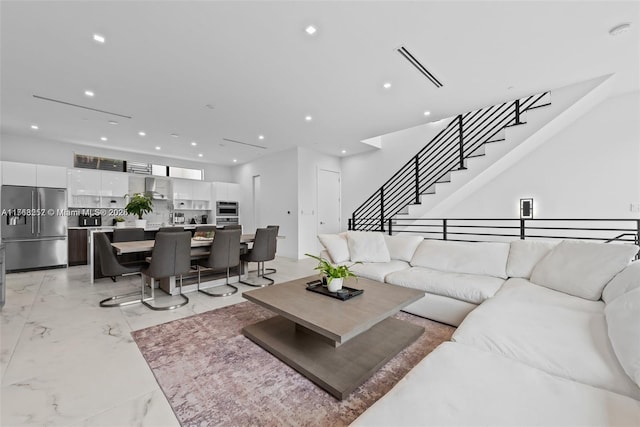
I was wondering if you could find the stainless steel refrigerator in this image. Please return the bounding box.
[1,185,68,272]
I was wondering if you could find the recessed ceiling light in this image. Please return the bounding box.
[100,137,108,141]
[108,120,118,125]
[341,150,347,154]
[423,111,431,116]
[383,82,392,89]
[30,124,39,130]
[233,159,237,163]
[138,131,146,136]
[198,153,203,157]
[84,90,95,97]
[305,115,313,122]
[258,135,265,140]
[191,141,197,146]
[305,25,317,36]
[609,22,631,36]
[155,146,161,150]
[171,133,179,138]
[93,33,105,44]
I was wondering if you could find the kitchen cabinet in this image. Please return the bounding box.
[173,179,211,210]
[100,171,129,208]
[212,182,240,202]
[68,169,102,207]
[68,228,88,266]
[172,179,192,200]
[1,161,65,188]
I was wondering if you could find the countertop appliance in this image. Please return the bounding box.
[79,214,101,227]
[216,201,239,216]
[172,212,185,224]
[1,185,68,272]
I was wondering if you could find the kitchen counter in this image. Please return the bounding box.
[68,224,201,231]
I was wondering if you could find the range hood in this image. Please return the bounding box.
[145,177,169,200]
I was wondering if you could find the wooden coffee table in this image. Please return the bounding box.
[242,275,424,399]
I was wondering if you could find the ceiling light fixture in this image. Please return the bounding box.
[233,159,238,163]
[93,33,105,43]
[383,82,392,89]
[100,137,108,141]
[341,150,347,154]
[609,22,631,36]
[155,146,161,150]
[108,120,118,125]
[305,115,313,122]
[258,135,265,140]
[171,133,179,138]
[30,124,39,130]
[84,90,95,97]
[198,153,203,157]
[423,111,431,116]
[191,141,197,146]
[138,131,146,136]
[305,25,317,36]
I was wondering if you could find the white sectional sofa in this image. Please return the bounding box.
[317,231,640,426]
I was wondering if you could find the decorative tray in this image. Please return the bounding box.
[192,236,214,241]
[305,281,364,301]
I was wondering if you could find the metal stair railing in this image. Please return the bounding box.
[350,92,551,231]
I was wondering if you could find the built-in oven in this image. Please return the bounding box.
[216,201,239,217]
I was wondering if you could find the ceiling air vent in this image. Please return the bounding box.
[396,46,443,88]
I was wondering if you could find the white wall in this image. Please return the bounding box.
[232,148,299,259]
[0,132,233,182]
[297,147,342,258]
[340,120,448,229]
[440,90,640,219]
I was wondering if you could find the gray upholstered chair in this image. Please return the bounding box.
[196,228,241,297]
[140,231,191,310]
[158,226,184,233]
[113,227,145,242]
[240,227,277,287]
[96,233,142,307]
[223,224,242,231]
[264,225,279,275]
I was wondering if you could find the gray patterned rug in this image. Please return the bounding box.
[132,301,455,427]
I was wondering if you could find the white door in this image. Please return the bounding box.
[253,175,261,231]
[317,169,341,234]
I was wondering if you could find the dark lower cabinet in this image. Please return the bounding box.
[68,229,88,266]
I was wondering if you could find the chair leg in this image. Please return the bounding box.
[99,273,142,307]
[239,261,274,287]
[141,274,189,311]
[197,265,238,297]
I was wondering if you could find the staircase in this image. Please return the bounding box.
[349,92,551,231]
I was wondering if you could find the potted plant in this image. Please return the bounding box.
[305,253,359,292]
[125,193,153,228]
[114,216,126,228]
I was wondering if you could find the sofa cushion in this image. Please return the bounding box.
[346,231,390,263]
[353,342,640,427]
[385,267,505,305]
[529,240,638,301]
[603,260,640,304]
[349,260,410,282]
[317,233,349,263]
[410,240,510,279]
[605,286,640,388]
[506,240,557,279]
[383,234,423,262]
[453,278,640,400]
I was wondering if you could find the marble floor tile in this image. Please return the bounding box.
[0,256,315,426]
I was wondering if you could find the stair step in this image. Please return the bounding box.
[504,121,528,128]
[525,102,551,111]
[467,153,486,158]
[485,137,506,143]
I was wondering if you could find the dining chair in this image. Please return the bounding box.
[240,227,277,287]
[264,225,279,275]
[113,227,145,242]
[95,232,142,307]
[158,226,184,232]
[196,228,241,297]
[140,231,191,310]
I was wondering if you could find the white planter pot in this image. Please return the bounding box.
[327,277,343,293]
[135,219,147,229]
[115,222,126,228]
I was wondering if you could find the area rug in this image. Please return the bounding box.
[132,301,455,427]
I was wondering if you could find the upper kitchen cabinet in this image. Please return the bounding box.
[212,182,240,202]
[67,169,102,207]
[172,178,192,201]
[173,179,211,210]
[1,161,66,188]
[100,171,129,208]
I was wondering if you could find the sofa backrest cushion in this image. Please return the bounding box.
[317,233,350,263]
[384,234,424,262]
[603,260,640,304]
[346,231,391,263]
[506,240,557,279]
[410,240,510,279]
[605,286,640,388]
[530,241,639,301]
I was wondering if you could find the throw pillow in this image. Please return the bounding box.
[346,231,391,263]
[506,240,557,279]
[384,234,424,262]
[529,240,639,301]
[605,286,640,387]
[602,260,640,304]
[317,233,350,263]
